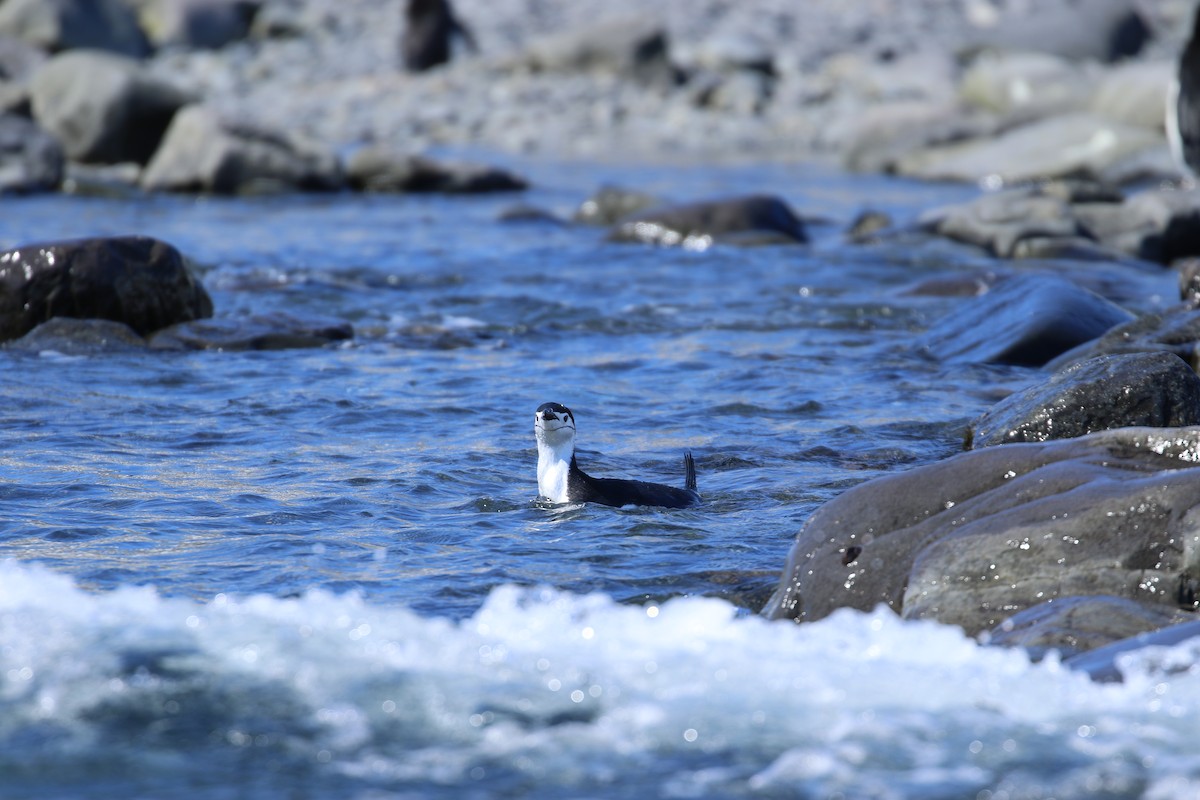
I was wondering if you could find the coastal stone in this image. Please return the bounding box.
[763,426,1200,650]
[896,113,1161,185]
[986,596,1190,660]
[30,51,195,165]
[919,188,1085,258]
[0,0,149,58]
[609,195,807,246]
[142,105,343,194]
[0,236,213,342]
[958,51,1093,117]
[968,352,1200,448]
[137,0,260,50]
[345,148,526,193]
[1089,60,1172,130]
[839,100,995,174]
[6,317,146,354]
[0,114,63,194]
[148,314,353,351]
[1047,304,1200,372]
[1065,619,1200,682]
[963,0,1149,63]
[518,14,673,84]
[918,274,1134,366]
[0,33,46,81]
[573,185,663,226]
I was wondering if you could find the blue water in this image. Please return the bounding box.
[0,159,1193,798]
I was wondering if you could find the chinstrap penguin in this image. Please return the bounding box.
[534,402,700,508]
[1168,4,1200,181]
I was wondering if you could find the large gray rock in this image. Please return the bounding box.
[0,0,149,57]
[141,105,342,194]
[0,114,63,194]
[1089,60,1173,130]
[963,0,1149,63]
[1047,304,1200,372]
[518,14,673,84]
[920,187,1087,258]
[0,236,213,341]
[918,274,1134,366]
[896,113,1161,185]
[763,426,1200,653]
[345,148,526,193]
[958,51,1093,117]
[969,352,1200,447]
[986,595,1191,660]
[610,195,808,246]
[30,51,194,165]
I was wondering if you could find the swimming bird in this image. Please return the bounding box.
[534,402,700,508]
[1167,5,1200,181]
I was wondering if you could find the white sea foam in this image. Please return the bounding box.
[1,559,1198,797]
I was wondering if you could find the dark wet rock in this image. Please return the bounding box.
[401,0,475,72]
[897,114,1161,185]
[573,185,663,226]
[30,51,195,165]
[0,236,213,342]
[142,105,342,194]
[763,426,1200,652]
[6,317,146,354]
[497,204,564,225]
[0,0,149,58]
[0,113,63,194]
[963,0,1149,63]
[1047,304,1200,372]
[986,596,1190,661]
[149,314,353,351]
[919,188,1086,258]
[1065,619,1200,682]
[345,148,526,193]
[609,195,807,246]
[1103,189,1200,264]
[969,352,1200,448]
[138,0,261,50]
[518,14,674,84]
[918,274,1134,366]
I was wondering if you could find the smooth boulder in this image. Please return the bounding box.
[918,273,1134,366]
[0,236,213,341]
[610,195,808,246]
[6,317,146,354]
[763,426,1200,653]
[1048,304,1200,372]
[969,352,1200,447]
[30,51,195,165]
[141,105,342,194]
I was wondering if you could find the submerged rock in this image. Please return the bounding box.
[969,352,1200,447]
[142,105,342,194]
[610,195,807,246]
[149,314,353,351]
[6,317,146,354]
[0,236,213,341]
[918,273,1134,366]
[30,51,195,165]
[345,148,526,193]
[763,426,1200,653]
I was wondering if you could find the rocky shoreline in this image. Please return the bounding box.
[5,0,1200,677]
